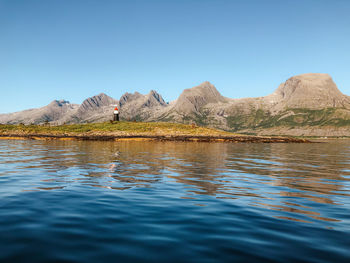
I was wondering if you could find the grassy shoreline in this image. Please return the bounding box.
[0,122,233,136]
[0,122,310,143]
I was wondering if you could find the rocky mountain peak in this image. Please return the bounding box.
[119,90,166,108]
[79,93,117,111]
[49,100,71,107]
[270,73,350,109]
[173,81,227,113]
[146,90,166,107]
[189,81,223,96]
[119,92,143,107]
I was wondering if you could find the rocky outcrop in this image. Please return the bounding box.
[265,73,350,112]
[0,90,166,125]
[79,93,117,111]
[119,90,167,121]
[156,81,229,125]
[173,81,227,113]
[63,93,118,123]
[156,73,350,135]
[0,100,79,125]
[222,73,350,134]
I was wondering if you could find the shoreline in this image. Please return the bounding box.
[0,122,312,143]
[0,133,310,143]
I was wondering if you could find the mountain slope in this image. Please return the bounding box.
[265,73,350,112]
[173,81,227,113]
[63,93,118,124]
[0,100,79,125]
[0,90,167,125]
[223,73,350,134]
[118,90,167,121]
[157,81,229,124]
[155,73,350,135]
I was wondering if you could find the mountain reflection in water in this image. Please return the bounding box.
[2,139,349,225]
[2,139,350,262]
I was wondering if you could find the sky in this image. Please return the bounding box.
[1,0,350,113]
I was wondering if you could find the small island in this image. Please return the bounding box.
[0,122,309,143]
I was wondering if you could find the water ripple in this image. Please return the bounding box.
[0,139,350,262]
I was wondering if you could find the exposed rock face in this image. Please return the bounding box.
[119,90,167,121]
[0,90,166,125]
[79,93,117,111]
[156,73,350,135]
[173,81,227,114]
[45,100,78,122]
[155,81,230,125]
[1,73,350,136]
[64,93,119,123]
[266,73,350,112]
[0,100,79,125]
[221,73,350,134]
[119,92,143,107]
[145,90,167,107]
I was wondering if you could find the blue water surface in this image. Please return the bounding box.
[0,139,350,262]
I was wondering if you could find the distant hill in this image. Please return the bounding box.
[118,90,167,121]
[1,73,350,136]
[223,73,350,136]
[0,100,79,125]
[63,93,118,124]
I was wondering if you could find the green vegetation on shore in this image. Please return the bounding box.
[226,108,350,131]
[0,121,233,137]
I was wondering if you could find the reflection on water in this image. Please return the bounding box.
[1,139,350,262]
[1,139,350,225]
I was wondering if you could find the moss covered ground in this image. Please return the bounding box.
[0,121,234,137]
[226,108,350,131]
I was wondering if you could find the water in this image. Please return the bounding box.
[0,139,350,262]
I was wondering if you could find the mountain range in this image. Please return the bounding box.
[2,73,350,136]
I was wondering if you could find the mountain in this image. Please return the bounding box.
[225,73,350,135]
[62,93,118,124]
[157,73,350,136]
[215,73,350,135]
[0,90,167,125]
[0,100,79,125]
[1,73,350,136]
[119,90,167,121]
[266,73,350,111]
[173,81,227,113]
[156,81,229,124]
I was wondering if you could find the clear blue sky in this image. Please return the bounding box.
[1,0,349,113]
